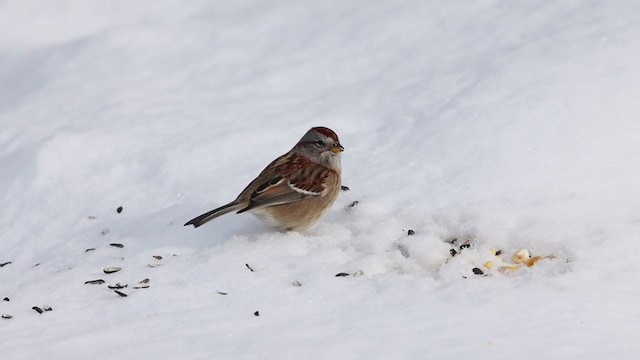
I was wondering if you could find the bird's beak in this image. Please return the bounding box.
[330,144,344,153]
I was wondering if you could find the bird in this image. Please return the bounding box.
[184,126,344,231]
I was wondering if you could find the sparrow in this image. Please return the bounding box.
[185,126,343,231]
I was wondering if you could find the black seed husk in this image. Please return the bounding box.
[335,272,350,277]
[217,291,228,295]
[43,305,52,312]
[116,206,123,213]
[0,261,11,267]
[254,311,260,316]
[340,185,350,191]
[1,314,12,319]
[85,279,105,285]
[3,297,9,302]
[459,244,471,250]
[472,267,484,275]
[153,255,163,260]
[245,263,254,272]
[85,248,96,252]
[450,249,458,257]
[114,290,127,297]
[139,278,150,284]
[109,243,124,248]
[495,250,502,256]
[407,229,415,236]
[108,283,127,289]
[32,306,44,314]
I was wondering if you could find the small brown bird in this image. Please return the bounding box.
[185,127,343,231]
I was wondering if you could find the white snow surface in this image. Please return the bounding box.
[1,0,640,358]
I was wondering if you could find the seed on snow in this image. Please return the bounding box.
[526,256,543,267]
[153,255,163,260]
[340,185,350,191]
[32,306,44,314]
[335,272,350,277]
[109,243,124,248]
[85,279,105,285]
[292,280,302,287]
[217,290,228,295]
[133,285,149,289]
[3,297,9,302]
[114,290,127,297]
[103,267,121,274]
[1,314,12,319]
[85,248,96,253]
[245,263,254,272]
[254,311,260,317]
[147,263,163,268]
[101,228,110,235]
[116,206,123,213]
[353,270,365,277]
[107,283,127,289]
[0,261,12,267]
[472,267,484,275]
[139,278,150,284]
[512,249,531,264]
[43,305,52,312]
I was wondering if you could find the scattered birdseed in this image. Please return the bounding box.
[32,306,44,314]
[107,283,127,289]
[346,201,359,209]
[495,250,502,256]
[139,278,150,284]
[0,261,11,267]
[340,185,350,191]
[472,267,484,275]
[292,280,302,287]
[132,285,149,289]
[1,314,12,319]
[335,272,350,277]
[254,311,260,317]
[85,279,105,285]
[43,305,52,312]
[153,255,163,260]
[3,297,9,302]
[103,267,122,274]
[116,206,123,214]
[353,270,365,277]
[245,263,254,272]
[459,244,471,250]
[147,263,163,268]
[216,290,228,295]
[101,228,110,235]
[450,249,458,257]
[85,248,96,253]
[87,216,96,220]
[407,229,415,236]
[32,263,41,267]
[114,290,127,297]
[109,243,124,248]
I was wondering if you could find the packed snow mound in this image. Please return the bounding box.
[2,0,640,359]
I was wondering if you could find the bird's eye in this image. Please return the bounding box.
[316,140,324,146]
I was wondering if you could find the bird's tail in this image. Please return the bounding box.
[184,201,242,228]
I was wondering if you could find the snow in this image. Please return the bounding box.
[1,0,640,358]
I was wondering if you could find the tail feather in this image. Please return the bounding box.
[184,201,242,228]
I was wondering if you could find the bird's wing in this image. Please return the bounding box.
[236,155,333,213]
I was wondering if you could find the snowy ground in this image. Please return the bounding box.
[1,0,640,358]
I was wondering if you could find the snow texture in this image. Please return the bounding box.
[1,0,640,359]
